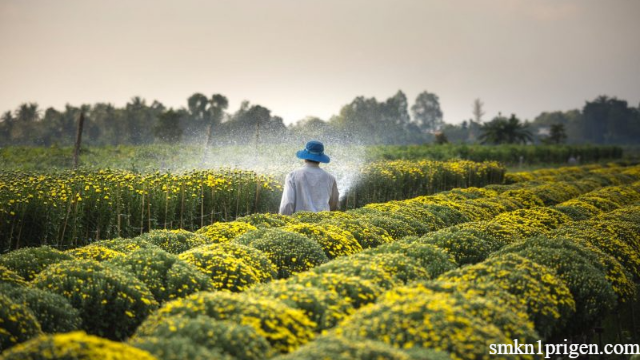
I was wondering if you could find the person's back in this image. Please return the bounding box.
[279,141,339,215]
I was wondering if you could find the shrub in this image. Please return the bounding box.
[556,199,603,218]
[134,229,207,254]
[132,315,274,360]
[0,264,27,287]
[0,331,157,360]
[368,239,458,277]
[234,229,328,278]
[91,236,160,253]
[288,272,384,309]
[0,283,81,333]
[383,281,539,345]
[414,231,500,266]
[195,221,257,244]
[349,212,417,239]
[272,335,451,360]
[319,217,394,249]
[490,212,550,239]
[236,213,299,228]
[417,204,470,227]
[142,291,316,353]
[130,336,230,360]
[0,294,41,352]
[500,189,545,208]
[497,236,636,303]
[493,245,617,336]
[363,202,446,231]
[447,221,522,245]
[551,221,640,279]
[178,247,262,292]
[529,183,582,205]
[31,259,158,340]
[598,205,640,225]
[438,253,576,339]
[552,205,593,221]
[282,223,362,259]
[128,336,228,360]
[66,245,125,262]
[351,207,431,236]
[574,196,620,212]
[291,210,356,224]
[312,254,423,287]
[107,247,214,302]
[188,242,277,282]
[335,290,509,360]
[498,207,571,230]
[0,246,73,281]
[249,280,354,331]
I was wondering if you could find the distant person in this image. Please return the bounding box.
[568,155,577,165]
[278,140,339,215]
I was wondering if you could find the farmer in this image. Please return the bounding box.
[278,140,339,215]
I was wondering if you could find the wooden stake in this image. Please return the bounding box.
[74,112,85,169]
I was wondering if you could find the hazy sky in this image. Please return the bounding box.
[1,0,639,125]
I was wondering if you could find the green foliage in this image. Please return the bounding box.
[335,287,509,360]
[348,210,418,239]
[367,239,458,277]
[195,221,258,244]
[0,331,157,360]
[287,272,384,309]
[249,281,354,331]
[0,294,42,352]
[135,229,207,254]
[31,259,158,341]
[479,114,532,145]
[107,247,214,303]
[273,335,450,360]
[312,253,425,287]
[414,230,502,266]
[143,291,316,353]
[91,237,161,253]
[130,336,229,360]
[550,220,640,279]
[439,253,576,339]
[0,246,73,281]
[0,168,281,250]
[234,229,329,279]
[0,284,81,334]
[0,265,27,287]
[177,246,263,292]
[497,236,636,303]
[65,245,126,262]
[236,213,299,228]
[132,315,273,360]
[344,160,505,208]
[319,217,394,249]
[493,246,617,337]
[282,223,362,259]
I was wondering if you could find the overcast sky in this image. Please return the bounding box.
[1,0,639,125]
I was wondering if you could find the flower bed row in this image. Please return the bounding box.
[1,160,506,252]
[1,163,639,359]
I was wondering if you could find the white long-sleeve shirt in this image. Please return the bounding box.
[278,162,339,215]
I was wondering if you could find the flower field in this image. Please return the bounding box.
[0,160,505,251]
[1,162,640,359]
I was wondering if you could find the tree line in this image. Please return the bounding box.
[441,96,640,145]
[0,92,638,147]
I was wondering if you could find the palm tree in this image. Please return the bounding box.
[479,114,532,144]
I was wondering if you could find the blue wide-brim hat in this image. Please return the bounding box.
[296,140,330,163]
